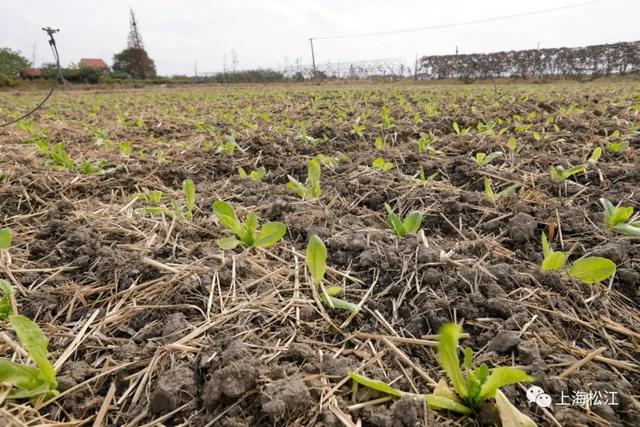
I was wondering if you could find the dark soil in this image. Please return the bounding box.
[1,82,639,426]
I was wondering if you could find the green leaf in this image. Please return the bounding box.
[494,389,537,427]
[385,204,406,237]
[463,347,473,370]
[9,315,57,389]
[308,159,321,198]
[348,372,405,398]
[588,147,602,165]
[238,167,247,177]
[609,206,634,227]
[484,177,495,201]
[245,213,259,239]
[478,367,533,402]
[217,215,246,239]
[212,200,238,222]
[452,122,461,135]
[507,137,521,153]
[183,179,196,221]
[0,359,41,390]
[0,227,12,249]
[250,167,266,182]
[599,198,615,219]
[9,383,54,399]
[606,141,629,152]
[217,236,242,250]
[568,257,616,284]
[437,323,468,399]
[374,136,384,150]
[287,175,308,199]
[326,286,343,297]
[253,222,286,247]
[496,183,521,199]
[134,207,171,217]
[541,232,551,258]
[403,212,423,234]
[326,296,358,311]
[0,280,14,319]
[306,234,327,286]
[426,394,472,415]
[541,251,568,272]
[613,223,640,237]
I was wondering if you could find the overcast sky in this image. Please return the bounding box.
[1,0,638,76]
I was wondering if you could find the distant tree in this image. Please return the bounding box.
[112,48,156,79]
[112,9,156,79]
[0,48,30,77]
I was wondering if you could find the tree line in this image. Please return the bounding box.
[420,41,640,80]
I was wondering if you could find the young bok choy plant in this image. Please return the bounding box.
[0,301,59,401]
[288,159,321,199]
[212,200,286,249]
[372,157,394,172]
[540,232,616,284]
[483,177,520,203]
[238,166,266,183]
[384,203,422,237]
[348,323,536,425]
[306,235,357,311]
[474,151,503,166]
[600,198,640,236]
[550,164,586,181]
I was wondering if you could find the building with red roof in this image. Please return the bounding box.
[79,58,109,70]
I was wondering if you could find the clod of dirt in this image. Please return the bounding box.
[161,312,191,341]
[203,361,259,408]
[590,240,631,263]
[483,298,512,318]
[391,395,425,427]
[507,212,537,244]
[321,355,354,377]
[260,378,312,420]
[284,342,316,363]
[476,401,500,426]
[487,330,521,354]
[149,364,199,414]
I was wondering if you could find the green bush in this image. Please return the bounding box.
[0,76,21,88]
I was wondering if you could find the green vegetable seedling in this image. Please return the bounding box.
[550,164,586,181]
[587,147,602,166]
[413,167,439,186]
[348,323,535,425]
[0,227,12,250]
[306,235,357,311]
[372,157,394,172]
[238,166,266,183]
[212,200,286,249]
[600,198,640,236]
[426,324,533,416]
[483,177,520,203]
[474,151,503,166]
[288,159,321,199]
[417,134,443,156]
[540,232,617,284]
[384,203,422,237]
[0,312,58,401]
[182,179,196,222]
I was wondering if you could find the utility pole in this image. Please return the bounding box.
[194,62,198,78]
[32,40,37,67]
[309,38,317,83]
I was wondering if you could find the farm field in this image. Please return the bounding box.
[0,81,639,426]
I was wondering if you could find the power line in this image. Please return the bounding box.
[312,0,609,40]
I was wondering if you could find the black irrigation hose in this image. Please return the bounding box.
[0,28,64,128]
